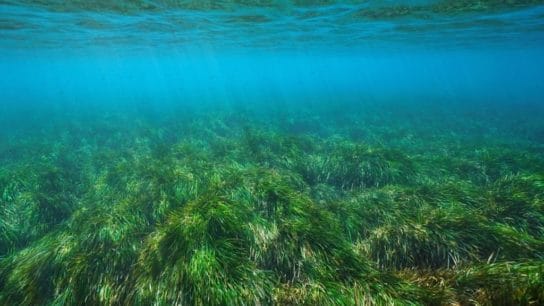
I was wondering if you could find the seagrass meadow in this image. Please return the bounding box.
[1,0,544,305]
[0,101,543,305]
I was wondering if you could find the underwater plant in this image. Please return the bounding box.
[1,105,543,305]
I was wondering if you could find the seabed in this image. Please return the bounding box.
[1,102,543,305]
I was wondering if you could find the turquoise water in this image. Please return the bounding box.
[1,1,544,305]
[2,1,544,109]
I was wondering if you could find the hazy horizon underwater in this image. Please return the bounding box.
[1,1,544,305]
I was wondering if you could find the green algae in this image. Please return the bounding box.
[0,103,543,305]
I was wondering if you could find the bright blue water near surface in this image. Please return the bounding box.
[1,1,544,110]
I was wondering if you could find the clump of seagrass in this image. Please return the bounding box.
[340,184,543,269]
[293,141,416,189]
